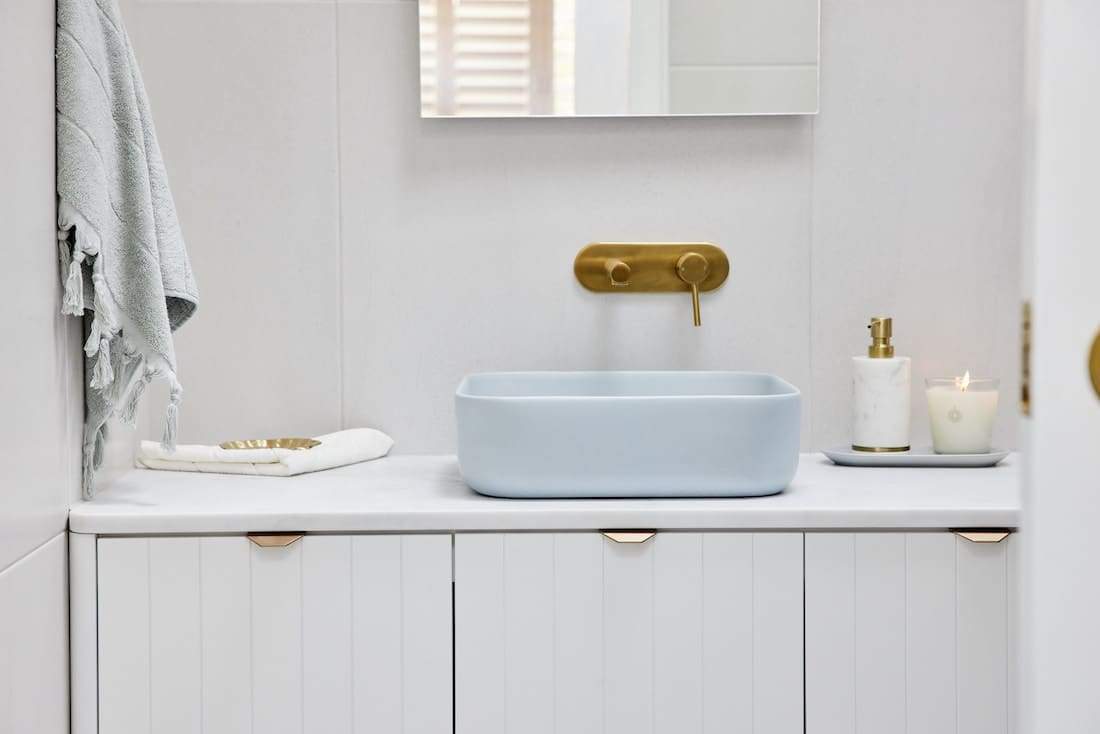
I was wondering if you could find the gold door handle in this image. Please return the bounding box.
[247,533,304,547]
[1090,326,1100,401]
[601,530,657,544]
[676,252,709,327]
[952,529,1011,543]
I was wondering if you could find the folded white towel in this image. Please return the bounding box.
[136,428,394,476]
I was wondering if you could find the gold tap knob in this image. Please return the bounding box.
[604,258,631,287]
[676,252,709,326]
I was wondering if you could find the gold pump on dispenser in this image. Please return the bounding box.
[868,317,895,358]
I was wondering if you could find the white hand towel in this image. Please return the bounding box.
[136,428,394,476]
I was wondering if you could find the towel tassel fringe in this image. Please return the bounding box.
[121,365,154,425]
[81,441,96,500]
[62,247,85,317]
[90,336,114,391]
[89,256,118,333]
[161,381,182,451]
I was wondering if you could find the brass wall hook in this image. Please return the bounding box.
[574,242,729,326]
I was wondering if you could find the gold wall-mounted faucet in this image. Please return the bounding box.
[574,242,729,326]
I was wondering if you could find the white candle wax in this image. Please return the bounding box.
[925,377,999,454]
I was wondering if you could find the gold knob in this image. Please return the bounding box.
[605,258,631,287]
[676,252,709,327]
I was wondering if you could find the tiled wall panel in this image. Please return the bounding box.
[119,0,1022,454]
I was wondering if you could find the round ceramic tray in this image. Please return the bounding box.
[822,446,1010,468]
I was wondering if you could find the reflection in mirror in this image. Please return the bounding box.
[418,0,819,118]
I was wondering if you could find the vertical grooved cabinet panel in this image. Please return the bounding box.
[702,533,754,734]
[854,534,907,734]
[957,537,1009,734]
[251,537,304,734]
[805,533,857,733]
[454,534,507,734]
[653,533,703,734]
[400,535,454,734]
[603,536,655,734]
[352,535,403,732]
[805,532,1011,734]
[149,538,202,734]
[303,535,353,734]
[906,533,957,734]
[455,531,804,734]
[200,537,252,734]
[752,533,805,734]
[97,534,453,734]
[503,535,556,734]
[98,538,151,734]
[553,533,604,734]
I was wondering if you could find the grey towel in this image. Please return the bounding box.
[56,0,198,497]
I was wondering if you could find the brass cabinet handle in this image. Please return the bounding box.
[600,530,657,544]
[247,533,304,547]
[952,529,1011,543]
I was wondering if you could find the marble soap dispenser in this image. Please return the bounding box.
[852,317,911,452]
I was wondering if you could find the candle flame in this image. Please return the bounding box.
[956,370,971,392]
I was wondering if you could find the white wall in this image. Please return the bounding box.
[0,0,83,730]
[117,0,1023,457]
[1020,0,1100,729]
[0,536,70,733]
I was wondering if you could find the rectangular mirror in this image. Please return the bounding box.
[418,0,819,118]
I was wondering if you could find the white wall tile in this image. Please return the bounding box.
[0,534,69,734]
[112,0,1022,457]
[338,1,814,453]
[0,0,83,567]
[124,2,343,444]
[810,0,1024,450]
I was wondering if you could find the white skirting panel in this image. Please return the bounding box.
[454,531,804,734]
[0,533,69,734]
[96,534,452,734]
[805,532,1010,734]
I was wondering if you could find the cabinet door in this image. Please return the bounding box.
[805,532,1010,734]
[454,531,804,734]
[97,534,452,734]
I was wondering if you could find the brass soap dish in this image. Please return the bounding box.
[219,437,321,450]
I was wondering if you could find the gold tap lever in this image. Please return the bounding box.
[676,252,709,326]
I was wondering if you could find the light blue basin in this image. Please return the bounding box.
[455,371,801,498]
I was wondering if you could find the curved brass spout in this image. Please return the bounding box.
[676,252,709,326]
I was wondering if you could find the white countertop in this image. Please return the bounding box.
[68,453,1021,534]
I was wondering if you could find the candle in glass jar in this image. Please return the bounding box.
[925,372,999,454]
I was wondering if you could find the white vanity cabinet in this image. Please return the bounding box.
[89,534,452,734]
[70,455,1019,734]
[805,532,1012,734]
[454,531,804,734]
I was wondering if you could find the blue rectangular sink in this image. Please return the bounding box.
[455,371,801,498]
